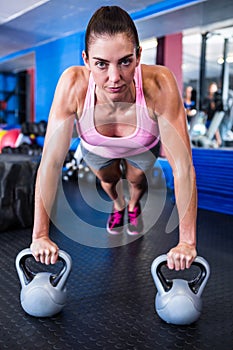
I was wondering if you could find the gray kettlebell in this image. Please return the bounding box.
[151,254,210,325]
[15,248,72,317]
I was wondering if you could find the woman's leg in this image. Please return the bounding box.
[124,161,147,211]
[123,161,147,235]
[89,159,147,235]
[90,160,126,234]
[90,160,125,211]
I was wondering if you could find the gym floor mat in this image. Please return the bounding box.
[0,180,232,350]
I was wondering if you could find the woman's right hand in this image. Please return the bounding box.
[30,237,59,265]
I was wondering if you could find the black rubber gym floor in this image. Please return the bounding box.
[0,179,232,350]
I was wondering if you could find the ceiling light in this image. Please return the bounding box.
[217,57,224,64]
[217,55,233,64]
[226,55,233,63]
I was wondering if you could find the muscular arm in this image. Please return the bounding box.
[155,67,197,270]
[31,67,83,264]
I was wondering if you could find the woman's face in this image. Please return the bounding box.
[82,33,141,101]
[209,83,218,95]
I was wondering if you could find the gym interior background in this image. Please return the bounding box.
[0,1,232,349]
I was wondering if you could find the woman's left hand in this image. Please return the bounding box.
[167,242,197,270]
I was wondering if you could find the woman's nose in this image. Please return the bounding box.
[108,65,121,83]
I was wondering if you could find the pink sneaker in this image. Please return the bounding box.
[107,208,125,234]
[127,204,143,235]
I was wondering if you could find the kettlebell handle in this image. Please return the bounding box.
[50,250,72,290]
[151,255,171,295]
[189,256,210,296]
[151,254,210,296]
[15,248,72,290]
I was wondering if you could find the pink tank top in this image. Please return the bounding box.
[76,65,160,158]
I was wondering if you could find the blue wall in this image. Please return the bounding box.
[155,149,233,216]
[0,30,85,124]
[35,31,85,122]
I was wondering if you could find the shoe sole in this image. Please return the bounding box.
[106,224,124,235]
[126,228,143,236]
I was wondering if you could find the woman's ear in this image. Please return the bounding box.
[82,50,90,70]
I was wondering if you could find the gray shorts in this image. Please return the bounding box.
[80,142,160,172]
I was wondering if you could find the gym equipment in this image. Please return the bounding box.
[62,145,95,183]
[191,111,225,148]
[151,254,210,325]
[0,128,20,150]
[63,156,78,181]
[0,130,7,152]
[1,142,43,156]
[15,248,72,317]
[21,121,47,137]
[0,154,39,231]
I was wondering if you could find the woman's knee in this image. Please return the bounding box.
[125,162,146,185]
[95,162,122,183]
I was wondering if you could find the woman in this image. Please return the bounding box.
[183,85,197,123]
[202,82,223,146]
[31,6,197,270]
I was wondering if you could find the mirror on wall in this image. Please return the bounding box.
[183,28,233,149]
[141,29,233,149]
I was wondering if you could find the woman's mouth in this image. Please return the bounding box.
[108,86,123,93]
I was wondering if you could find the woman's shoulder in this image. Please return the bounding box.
[141,63,175,85]
[57,66,90,108]
[52,66,90,115]
[140,64,181,113]
[60,66,90,90]
[141,64,180,100]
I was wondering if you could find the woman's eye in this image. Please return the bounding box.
[96,61,106,69]
[120,58,131,66]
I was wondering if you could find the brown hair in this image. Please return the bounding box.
[85,6,140,58]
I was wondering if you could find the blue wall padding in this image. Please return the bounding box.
[155,149,233,215]
[192,148,233,215]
